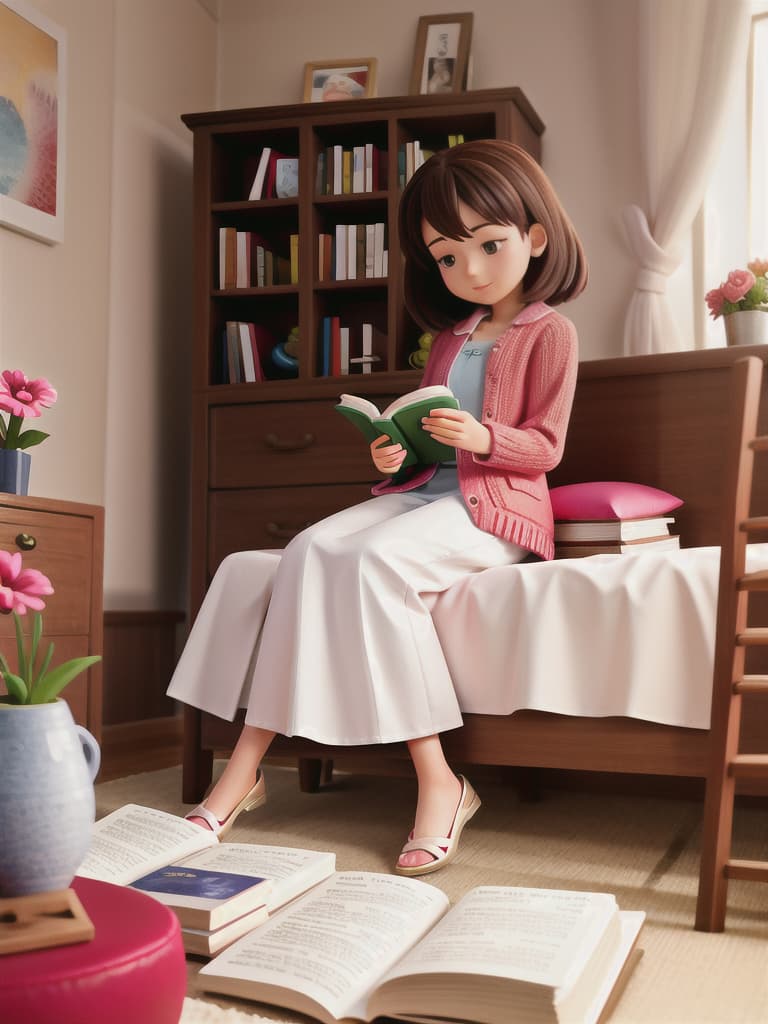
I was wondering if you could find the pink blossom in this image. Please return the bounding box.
[721,269,756,304]
[0,370,57,419]
[705,288,725,318]
[0,551,53,615]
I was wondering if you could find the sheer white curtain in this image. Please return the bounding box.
[623,0,751,355]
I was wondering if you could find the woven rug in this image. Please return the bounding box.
[97,763,768,1023]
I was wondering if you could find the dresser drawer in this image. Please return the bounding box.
[208,483,374,574]
[209,398,399,489]
[0,510,92,636]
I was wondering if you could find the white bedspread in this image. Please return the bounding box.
[427,544,768,730]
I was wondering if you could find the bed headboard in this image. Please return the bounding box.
[548,345,768,549]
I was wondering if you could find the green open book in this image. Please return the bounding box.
[335,385,459,469]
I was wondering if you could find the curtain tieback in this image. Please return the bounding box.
[636,267,668,293]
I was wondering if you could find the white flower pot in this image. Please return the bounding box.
[724,310,768,347]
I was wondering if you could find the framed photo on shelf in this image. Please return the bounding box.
[0,0,67,244]
[409,12,473,96]
[303,59,378,103]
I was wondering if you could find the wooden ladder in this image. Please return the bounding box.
[696,355,768,931]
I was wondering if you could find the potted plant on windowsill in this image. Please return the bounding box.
[0,369,57,495]
[0,552,102,898]
[706,259,768,346]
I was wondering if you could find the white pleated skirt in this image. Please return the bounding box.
[167,493,527,745]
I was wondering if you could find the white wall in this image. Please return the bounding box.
[104,0,217,609]
[216,0,646,360]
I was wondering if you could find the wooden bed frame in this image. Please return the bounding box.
[181,343,768,927]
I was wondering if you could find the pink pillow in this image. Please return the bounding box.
[550,481,683,521]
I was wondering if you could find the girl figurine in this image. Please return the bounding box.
[167,139,587,875]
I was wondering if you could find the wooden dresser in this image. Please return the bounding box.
[0,495,104,740]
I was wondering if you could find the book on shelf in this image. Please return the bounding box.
[275,157,299,198]
[199,875,644,1024]
[76,804,336,944]
[555,535,681,558]
[219,226,237,289]
[554,515,676,544]
[225,321,244,383]
[335,385,459,467]
[248,147,272,201]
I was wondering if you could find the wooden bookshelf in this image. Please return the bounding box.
[181,88,544,621]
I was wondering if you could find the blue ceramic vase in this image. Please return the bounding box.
[0,449,31,495]
[0,699,100,896]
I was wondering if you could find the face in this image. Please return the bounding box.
[421,200,546,309]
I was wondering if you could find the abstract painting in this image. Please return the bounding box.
[0,0,66,244]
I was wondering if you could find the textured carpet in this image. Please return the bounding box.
[97,763,768,1024]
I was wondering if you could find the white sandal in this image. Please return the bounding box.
[394,775,481,877]
[185,772,267,839]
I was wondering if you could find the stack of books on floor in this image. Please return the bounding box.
[555,514,680,558]
[76,804,336,955]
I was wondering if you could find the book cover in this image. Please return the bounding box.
[330,316,341,377]
[275,158,299,198]
[335,385,459,467]
[264,150,289,199]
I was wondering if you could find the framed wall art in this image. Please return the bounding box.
[0,0,67,244]
[302,58,378,103]
[409,13,473,96]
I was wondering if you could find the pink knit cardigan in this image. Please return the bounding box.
[373,301,578,560]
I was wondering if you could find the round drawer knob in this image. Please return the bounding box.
[15,533,36,551]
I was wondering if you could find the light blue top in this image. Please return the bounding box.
[412,337,495,500]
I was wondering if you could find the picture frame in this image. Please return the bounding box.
[409,13,473,96]
[302,58,378,103]
[0,0,67,244]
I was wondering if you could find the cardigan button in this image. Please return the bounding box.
[485,410,492,418]
[468,496,478,506]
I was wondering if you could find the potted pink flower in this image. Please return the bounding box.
[0,369,58,495]
[705,260,768,346]
[0,550,102,897]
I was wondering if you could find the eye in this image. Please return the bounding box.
[481,239,505,255]
[436,254,456,268]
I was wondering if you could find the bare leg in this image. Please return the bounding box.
[189,725,276,829]
[398,734,462,869]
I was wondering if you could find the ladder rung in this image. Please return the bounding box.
[725,859,768,882]
[737,570,768,591]
[736,627,768,646]
[748,436,768,451]
[740,516,768,532]
[734,675,768,694]
[729,754,768,779]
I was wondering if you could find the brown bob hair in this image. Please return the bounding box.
[398,139,588,332]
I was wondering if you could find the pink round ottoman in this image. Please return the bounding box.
[0,876,187,1024]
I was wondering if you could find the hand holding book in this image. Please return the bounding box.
[422,406,492,455]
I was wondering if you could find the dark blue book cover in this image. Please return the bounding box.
[130,867,267,901]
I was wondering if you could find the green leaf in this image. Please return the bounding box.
[29,612,42,675]
[16,430,49,450]
[31,656,101,704]
[13,612,29,684]
[0,415,6,441]
[34,641,55,688]
[3,671,29,703]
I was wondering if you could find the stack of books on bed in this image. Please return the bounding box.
[554,514,680,558]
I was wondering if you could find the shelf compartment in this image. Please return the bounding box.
[211,127,300,204]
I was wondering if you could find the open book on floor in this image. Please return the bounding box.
[335,385,459,468]
[76,804,335,937]
[200,874,645,1024]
